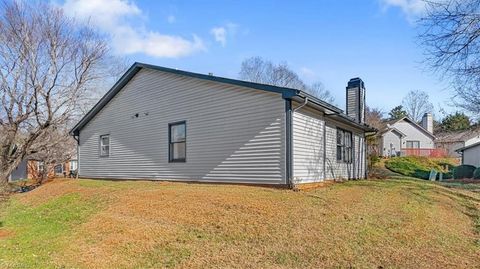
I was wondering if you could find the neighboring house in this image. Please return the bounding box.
[70,62,375,186]
[378,114,440,157]
[435,127,480,158]
[456,142,480,167]
[8,159,78,181]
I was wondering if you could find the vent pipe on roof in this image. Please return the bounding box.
[346,77,366,124]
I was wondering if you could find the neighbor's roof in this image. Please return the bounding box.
[456,141,480,152]
[379,117,436,139]
[70,62,375,135]
[436,127,480,143]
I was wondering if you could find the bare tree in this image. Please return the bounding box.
[401,90,434,122]
[239,56,335,103]
[365,106,385,131]
[419,0,480,117]
[0,1,112,186]
[29,128,76,183]
[365,106,385,157]
[306,82,335,104]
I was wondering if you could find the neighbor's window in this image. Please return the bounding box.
[336,128,353,163]
[169,121,186,162]
[406,140,420,149]
[38,161,45,173]
[100,134,110,157]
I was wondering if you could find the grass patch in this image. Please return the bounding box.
[0,191,103,268]
[385,156,457,179]
[0,178,478,268]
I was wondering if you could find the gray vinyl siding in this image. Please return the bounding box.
[394,121,434,148]
[79,68,286,184]
[463,145,480,167]
[380,119,435,157]
[292,103,366,183]
[382,130,402,157]
[9,159,28,181]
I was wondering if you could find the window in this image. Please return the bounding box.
[54,164,64,174]
[38,161,45,173]
[100,135,110,157]
[169,121,186,162]
[406,140,420,149]
[336,128,353,163]
[70,160,78,171]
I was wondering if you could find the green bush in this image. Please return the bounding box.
[385,156,458,180]
[473,168,480,179]
[453,165,476,179]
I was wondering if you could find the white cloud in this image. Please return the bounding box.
[210,27,227,46]
[62,0,205,58]
[210,23,238,47]
[380,0,427,21]
[300,67,315,78]
[167,15,176,24]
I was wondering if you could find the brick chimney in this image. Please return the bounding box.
[421,113,433,134]
[346,78,366,124]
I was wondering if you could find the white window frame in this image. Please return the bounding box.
[100,134,110,157]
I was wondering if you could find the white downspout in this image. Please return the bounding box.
[293,97,308,113]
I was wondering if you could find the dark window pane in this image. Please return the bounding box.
[337,130,342,144]
[337,146,342,160]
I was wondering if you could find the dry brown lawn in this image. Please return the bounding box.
[0,178,479,268]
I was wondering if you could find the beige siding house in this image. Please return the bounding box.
[71,63,373,187]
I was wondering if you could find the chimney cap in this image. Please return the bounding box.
[347,77,364,88]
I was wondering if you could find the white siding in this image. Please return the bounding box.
[324,122,366,180]
[292,104,366,183]
[292,106,325,183]
[79,69,286,184]
[463,145,480,167]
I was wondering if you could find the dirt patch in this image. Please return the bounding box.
[0,229,13,239]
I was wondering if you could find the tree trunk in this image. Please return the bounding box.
[0,171,10,193]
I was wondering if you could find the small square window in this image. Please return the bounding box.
[100,135,110,157]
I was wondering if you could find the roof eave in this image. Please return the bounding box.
[70,63,143,135]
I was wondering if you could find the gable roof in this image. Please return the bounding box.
[380,117,436,139]
[456,141,480,152]
[436,126,480,143]
[70,62,375,135]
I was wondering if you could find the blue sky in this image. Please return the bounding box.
[60,0,453,117]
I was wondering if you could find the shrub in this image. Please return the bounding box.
[453,165,476,179]
[385,156,458,180]
[473,168,480,179]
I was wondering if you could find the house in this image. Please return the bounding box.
[8,159,78,181]
[378,114,441,157]
[435,127,480,158]
[456,142,480,167]
[70,62,375,186]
